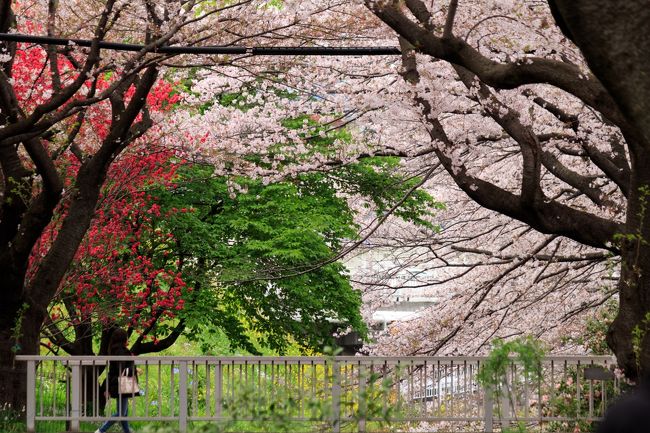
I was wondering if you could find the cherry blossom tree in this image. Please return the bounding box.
[355,178,615,358]
[362,0,649,379]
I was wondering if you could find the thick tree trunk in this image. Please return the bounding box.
[550,0,650,381]
[0,64,158,410]
[0,301,45,411]
[0,173,111,411]
[550,0,650,145]
[607,152,650,380]
[0,328,27,411]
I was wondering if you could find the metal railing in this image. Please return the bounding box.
[16,355,619,432]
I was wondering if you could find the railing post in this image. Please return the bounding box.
[331,360,341,433]
[179,360,188,433]
[70,362,81,432]
[215,361,222,420]
[358,363,366,433]
[483,384,493,433]
[26,359,36,433]
[501,376,511,429]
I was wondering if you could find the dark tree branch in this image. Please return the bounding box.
[404,0,434,31]
[443,0,459,38]
[131,320,185,355]
[366,1,634,138]
[42,315,76,354]
[46,0,62,92]
[551,0,650,147]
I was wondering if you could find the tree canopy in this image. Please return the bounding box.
[2,0,650,412]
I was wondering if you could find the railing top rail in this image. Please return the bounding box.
[15,354,617,364]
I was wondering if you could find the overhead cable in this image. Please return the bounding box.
[0,33,401,56]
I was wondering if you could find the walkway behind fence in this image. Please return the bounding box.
[16,355,619,432]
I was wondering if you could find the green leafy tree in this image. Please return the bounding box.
[152,161,439,354]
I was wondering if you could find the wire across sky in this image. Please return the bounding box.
[0,33,402,56]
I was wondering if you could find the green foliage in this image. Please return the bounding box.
[613,184,650,272]
[502,421,528,433]
[477,337,545,433]
[134,364,394,433]
[477,336,545,391]
[145,134,442,353]
[10,302,29,353]
[543,366,625,433]
[329,156,444,229]
[565,298,617,355]
[0,404,24,432]
[632,310,650,373]
[151,165,366,354]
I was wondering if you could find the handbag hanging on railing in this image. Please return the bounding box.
[118,368,140,395]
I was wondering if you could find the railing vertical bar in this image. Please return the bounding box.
[70,361,80,432]
[422,360,427,415]
[601,376,607,416]
[263,362,268,414]
[524,362,530,420]
[589,378,594,418]
[379,361,385,416]
[35,360,41,419]
[239,362,243,401]
[26,359,36,432]
[370,361,376,418]
[38,360,44,418]
[551,360,555,406]
[285,360,290,410]
[59,360,65,418]
[311,360,317,420]
[538,361,543,424]
[244,360,249,411]
[205,361,211,418]
[232,360,236,404]
[396,360,401,421]
[55,360,59,418]
[358,360,366,433]
[132,362,137,423]
[451,360,456,417]
[179,360,188,433]
[270,360,275,403]
[558,359,571,422]
[438,360,442,411]
[471,362,477,418]
[408,360,413,409]
[344,361,349,417]
[224,362,229,412]
[465,362,470,415]
[157,360,162,420]
[576,360,581,418]
[460,360,469,416]
[81,362,86,419]
[258,361,262,418]
[170,360,175,418]
[65,361,70,419]
[144,360,149,418]
[434,360,439,415]
[192,361,198,418]
[299,362,304,419]
[215,361,222,420]
[254,361,259,417]
[483,364,493,433]
[93,360,99,418]
[331,359,341,433]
